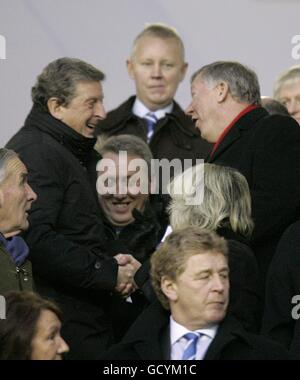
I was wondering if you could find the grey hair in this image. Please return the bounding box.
[273,65,300,100]
[168,163,254,238]
[31,57,105,111]
[131,23,185,61]
[261,97,289,116]
[0,148,19,183]
[97,134,153,174]
[191,61,261,106]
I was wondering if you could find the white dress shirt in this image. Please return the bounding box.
[170,316,218,360]
[161,225,172,242]
[132,98,173,120]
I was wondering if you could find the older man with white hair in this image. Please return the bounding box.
[0,148,37,293]
[186,61,300,309]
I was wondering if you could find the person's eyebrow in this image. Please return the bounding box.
[20,172,28,183]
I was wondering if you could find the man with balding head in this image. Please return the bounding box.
[96,23,211,164]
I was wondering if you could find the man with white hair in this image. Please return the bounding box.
[186,61,300,308]
[273,65,300,124]
[0,148,37,293]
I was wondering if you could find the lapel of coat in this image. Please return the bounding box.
[207,107,268,163]
[208,125,241,162]
[132,325,170,360]
[203,316,251,360]
[123,302,170,360]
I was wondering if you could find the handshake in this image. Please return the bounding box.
[114,254,142,297]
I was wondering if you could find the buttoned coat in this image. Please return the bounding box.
[0,244,33,294]
[6,105,118,359]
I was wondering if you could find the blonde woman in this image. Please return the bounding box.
[167,163,261,332]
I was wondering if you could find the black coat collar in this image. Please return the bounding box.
[122,302,253,360]
[24,105,97,167]
[98,96,199,137]
[208,107,268,162]
[216,226,250,246]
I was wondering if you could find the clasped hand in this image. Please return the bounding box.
[114,253,141,297]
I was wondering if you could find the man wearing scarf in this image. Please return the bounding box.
[6,58,140,359]
[0,148,37,293]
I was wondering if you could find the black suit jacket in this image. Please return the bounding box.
[102,302,289,360]
[207,107,300,293]
[96,96,212,163]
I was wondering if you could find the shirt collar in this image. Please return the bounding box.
[170,315,218,345]
[132,97,173,120]
[0,232,7,245]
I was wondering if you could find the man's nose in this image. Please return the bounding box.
[57,335,70,354]
[26,183,37,202]
[185,102,194,117]
[113,192,127,200]
[212,274,226,292]
[151,63,163,78]
[94,101,106,120]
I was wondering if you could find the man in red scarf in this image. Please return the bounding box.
[186,61,300,321]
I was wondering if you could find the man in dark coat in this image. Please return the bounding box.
[95,23,211,163]
[0,148,37,294]
[6,58,140,359]
[262,220,300,359]
[103,228,288,360]
[96,134,168,340]
[186,61,300,300]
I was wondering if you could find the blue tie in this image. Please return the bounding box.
[181,332,200,360]
[144,113,157,142]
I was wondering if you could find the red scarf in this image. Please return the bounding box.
[210,105,258,158]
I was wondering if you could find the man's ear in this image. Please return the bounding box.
[161,276,178,302]
[47,98,64,120]
[126,59,135,80]
[180,62,188,82]
[215,81,229,103]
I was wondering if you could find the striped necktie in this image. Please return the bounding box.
[144,112,157,142]
[181,332,201,360]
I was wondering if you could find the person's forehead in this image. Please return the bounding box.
[36,309,61,331]
[6,157,27,176]
[100,151,147,174]
[192,75,207,91]
[184,251,228,270]
[102,151,143,162]
[135,36,182,55]
[279,79,300,96]
[73,81,103,98]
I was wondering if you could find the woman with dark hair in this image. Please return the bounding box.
[167,163,261,332]
[0,291,69,360]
